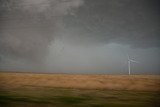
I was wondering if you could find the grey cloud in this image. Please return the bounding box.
[64,0,160,48]
[0,0,160,73]
[0,0,83,63]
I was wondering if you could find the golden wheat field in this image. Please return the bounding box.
[0,72,160,107]
[0,72,160,91]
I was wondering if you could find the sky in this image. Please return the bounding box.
[0,0,160,74]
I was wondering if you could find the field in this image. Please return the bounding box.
[0,72,160,107]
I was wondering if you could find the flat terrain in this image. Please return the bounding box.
[0,72,160,107]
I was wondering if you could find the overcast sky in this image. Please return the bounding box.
[0,0,160,74]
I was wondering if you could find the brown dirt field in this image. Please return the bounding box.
[0,72,160,91]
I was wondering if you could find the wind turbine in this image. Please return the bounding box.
[127,55,138,75]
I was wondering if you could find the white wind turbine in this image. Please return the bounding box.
[127,55,138,75]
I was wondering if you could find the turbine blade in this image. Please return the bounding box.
[130,59,139,63]
[127,54,130,60]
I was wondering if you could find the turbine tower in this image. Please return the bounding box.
[127,55,138,75]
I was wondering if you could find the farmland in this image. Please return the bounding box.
[0,72,160,107]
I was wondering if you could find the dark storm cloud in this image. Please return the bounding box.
[0,0,160,73]
[0,0,83,63]
[64,0,160,48]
